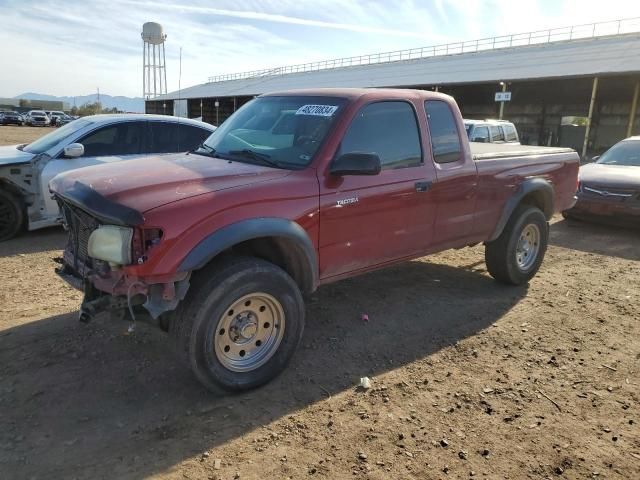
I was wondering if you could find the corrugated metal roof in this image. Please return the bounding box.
[154,33,640,101]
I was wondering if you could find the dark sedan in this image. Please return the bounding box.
[0,111,24,126]
[564,136,640,224]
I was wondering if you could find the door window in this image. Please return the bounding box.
[79,122,144,156]
[490,126,505,142]
[340,101,422,170]
[148,122,179,154]
[148,122,211,153]
[425,100,462,163]
[177,124,212,150]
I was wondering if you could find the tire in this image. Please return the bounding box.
[170,256,305,393]
[0,189,24,242]
[485,205,548,285]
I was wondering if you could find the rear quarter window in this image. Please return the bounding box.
[425,101,462,163]
[504,124,518,142]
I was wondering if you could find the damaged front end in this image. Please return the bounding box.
[52,181,189,326]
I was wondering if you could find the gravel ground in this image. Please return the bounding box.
[0,128,638,480]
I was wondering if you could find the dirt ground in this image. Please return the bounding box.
[0,129,638,480]
[0,125,52,146]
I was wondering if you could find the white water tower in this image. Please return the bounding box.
[142,22,167,99]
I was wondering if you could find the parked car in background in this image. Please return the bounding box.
[26,110,51,127]
[50,88,579,393]
[464,119,520,144]
[0,114,216,241]
[49,111,73,126]
[563,136,640,224]
[0,111,25,126]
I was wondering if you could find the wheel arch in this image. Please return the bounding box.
[177,218,318,294]
[488,178,553,242]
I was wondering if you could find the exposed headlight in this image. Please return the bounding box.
[88,225,133,265]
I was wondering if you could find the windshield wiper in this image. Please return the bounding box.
[191,144,221,158]
[227,149,280,168]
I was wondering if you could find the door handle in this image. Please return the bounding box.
[415,181,432,193]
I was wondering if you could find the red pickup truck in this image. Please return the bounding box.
[50,88,579,393]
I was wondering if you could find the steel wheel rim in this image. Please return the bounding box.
[516,223,540,271]
[214,292,285,372]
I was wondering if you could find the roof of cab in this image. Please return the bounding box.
[260,87,452,102]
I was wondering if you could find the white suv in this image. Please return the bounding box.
[464,119,520,144]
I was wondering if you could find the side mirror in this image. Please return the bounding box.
[63,143,84,158]
[591,155,600,162]
[330,152,381,176]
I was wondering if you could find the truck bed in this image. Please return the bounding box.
[470,143,575,161]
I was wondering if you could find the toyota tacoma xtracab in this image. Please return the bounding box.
[50,89,579,393]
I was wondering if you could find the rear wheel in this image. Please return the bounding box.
[0,189,24,242]
[170,256,305,393]
[485,205,548,285]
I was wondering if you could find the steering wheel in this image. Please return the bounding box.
[294,135,318,148]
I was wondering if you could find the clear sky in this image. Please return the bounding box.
[1,0,639,98]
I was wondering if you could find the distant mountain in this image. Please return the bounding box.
[15,92,145,113]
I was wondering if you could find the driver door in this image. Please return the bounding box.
[318,100,438,280]
[40,121,148,216]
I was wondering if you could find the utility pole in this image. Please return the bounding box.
[582,77,599,159]
[627,80,640,137]
[498,82,507,120]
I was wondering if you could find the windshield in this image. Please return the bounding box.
[596,140,640,166]
[200,95,347,169]
[23,119,92,154]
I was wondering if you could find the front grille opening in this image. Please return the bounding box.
[59,201,101,276]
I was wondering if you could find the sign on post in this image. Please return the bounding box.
[495,91,512,102]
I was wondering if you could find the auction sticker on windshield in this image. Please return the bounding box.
[295,105,339,116]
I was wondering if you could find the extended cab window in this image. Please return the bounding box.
[340,101,422,170]
[79,122,144,157]
[425,100,462,163]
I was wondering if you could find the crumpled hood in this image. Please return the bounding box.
[0,144,35,166]
[579,162,640,189]
[50,152,291,214]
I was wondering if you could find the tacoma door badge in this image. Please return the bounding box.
[336,196,359,206]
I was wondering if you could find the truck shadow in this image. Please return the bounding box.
[0,227,66,257]
[0,259,527,479]
[549,218,640,261]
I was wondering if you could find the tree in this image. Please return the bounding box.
[73,102,123,117]
[75,102,102,116]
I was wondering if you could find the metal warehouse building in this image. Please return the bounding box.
[146,18,640,157]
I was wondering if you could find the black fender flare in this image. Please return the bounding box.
[488,178,554,242]
[177,217,318,293]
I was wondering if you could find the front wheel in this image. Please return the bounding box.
[0,189,24,242]
[170,256,305,393]
[485,205,548,285]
